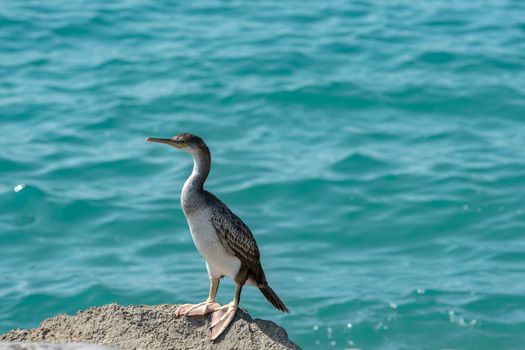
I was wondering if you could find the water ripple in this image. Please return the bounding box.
[1,0,525,349]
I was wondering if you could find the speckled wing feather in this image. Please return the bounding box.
[206,194,288,313]
[210,202,264,280]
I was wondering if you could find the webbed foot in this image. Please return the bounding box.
[209,302,238,341]
[175,300,220,317]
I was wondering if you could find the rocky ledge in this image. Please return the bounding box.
[0,345,113,350]
[0,304,300,350]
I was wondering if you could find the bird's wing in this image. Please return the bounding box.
[210,204,262,275]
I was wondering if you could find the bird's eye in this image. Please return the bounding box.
[179,139,186,143]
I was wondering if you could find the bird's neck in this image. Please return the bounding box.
[181,147,211,214]
[184,147,211,193]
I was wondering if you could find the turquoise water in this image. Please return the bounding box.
[1,1,525,349]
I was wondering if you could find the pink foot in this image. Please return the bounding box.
[209,303,238,341]
[175,301,220,317]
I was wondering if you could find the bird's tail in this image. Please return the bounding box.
[259,285,289,313]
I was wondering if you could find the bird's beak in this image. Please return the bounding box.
[146,137,174,146]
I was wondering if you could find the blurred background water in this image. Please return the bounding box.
[1,1,525,349]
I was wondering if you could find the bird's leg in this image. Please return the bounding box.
[209,283,242,341]
[175,277,221,317]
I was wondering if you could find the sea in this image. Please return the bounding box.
[1,1,525,349]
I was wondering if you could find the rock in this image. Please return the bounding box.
[0,344,114,350]
[0,304,301,350]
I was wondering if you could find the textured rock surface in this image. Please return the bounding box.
[0,304,300,350]
[0,345,113,350]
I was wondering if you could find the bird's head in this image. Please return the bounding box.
[146,133,208,156]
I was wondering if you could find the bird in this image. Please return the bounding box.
[146,133,288,340]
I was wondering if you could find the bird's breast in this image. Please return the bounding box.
[184,208,241,279]
[180,179,198,214]
[185,209,217,246]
